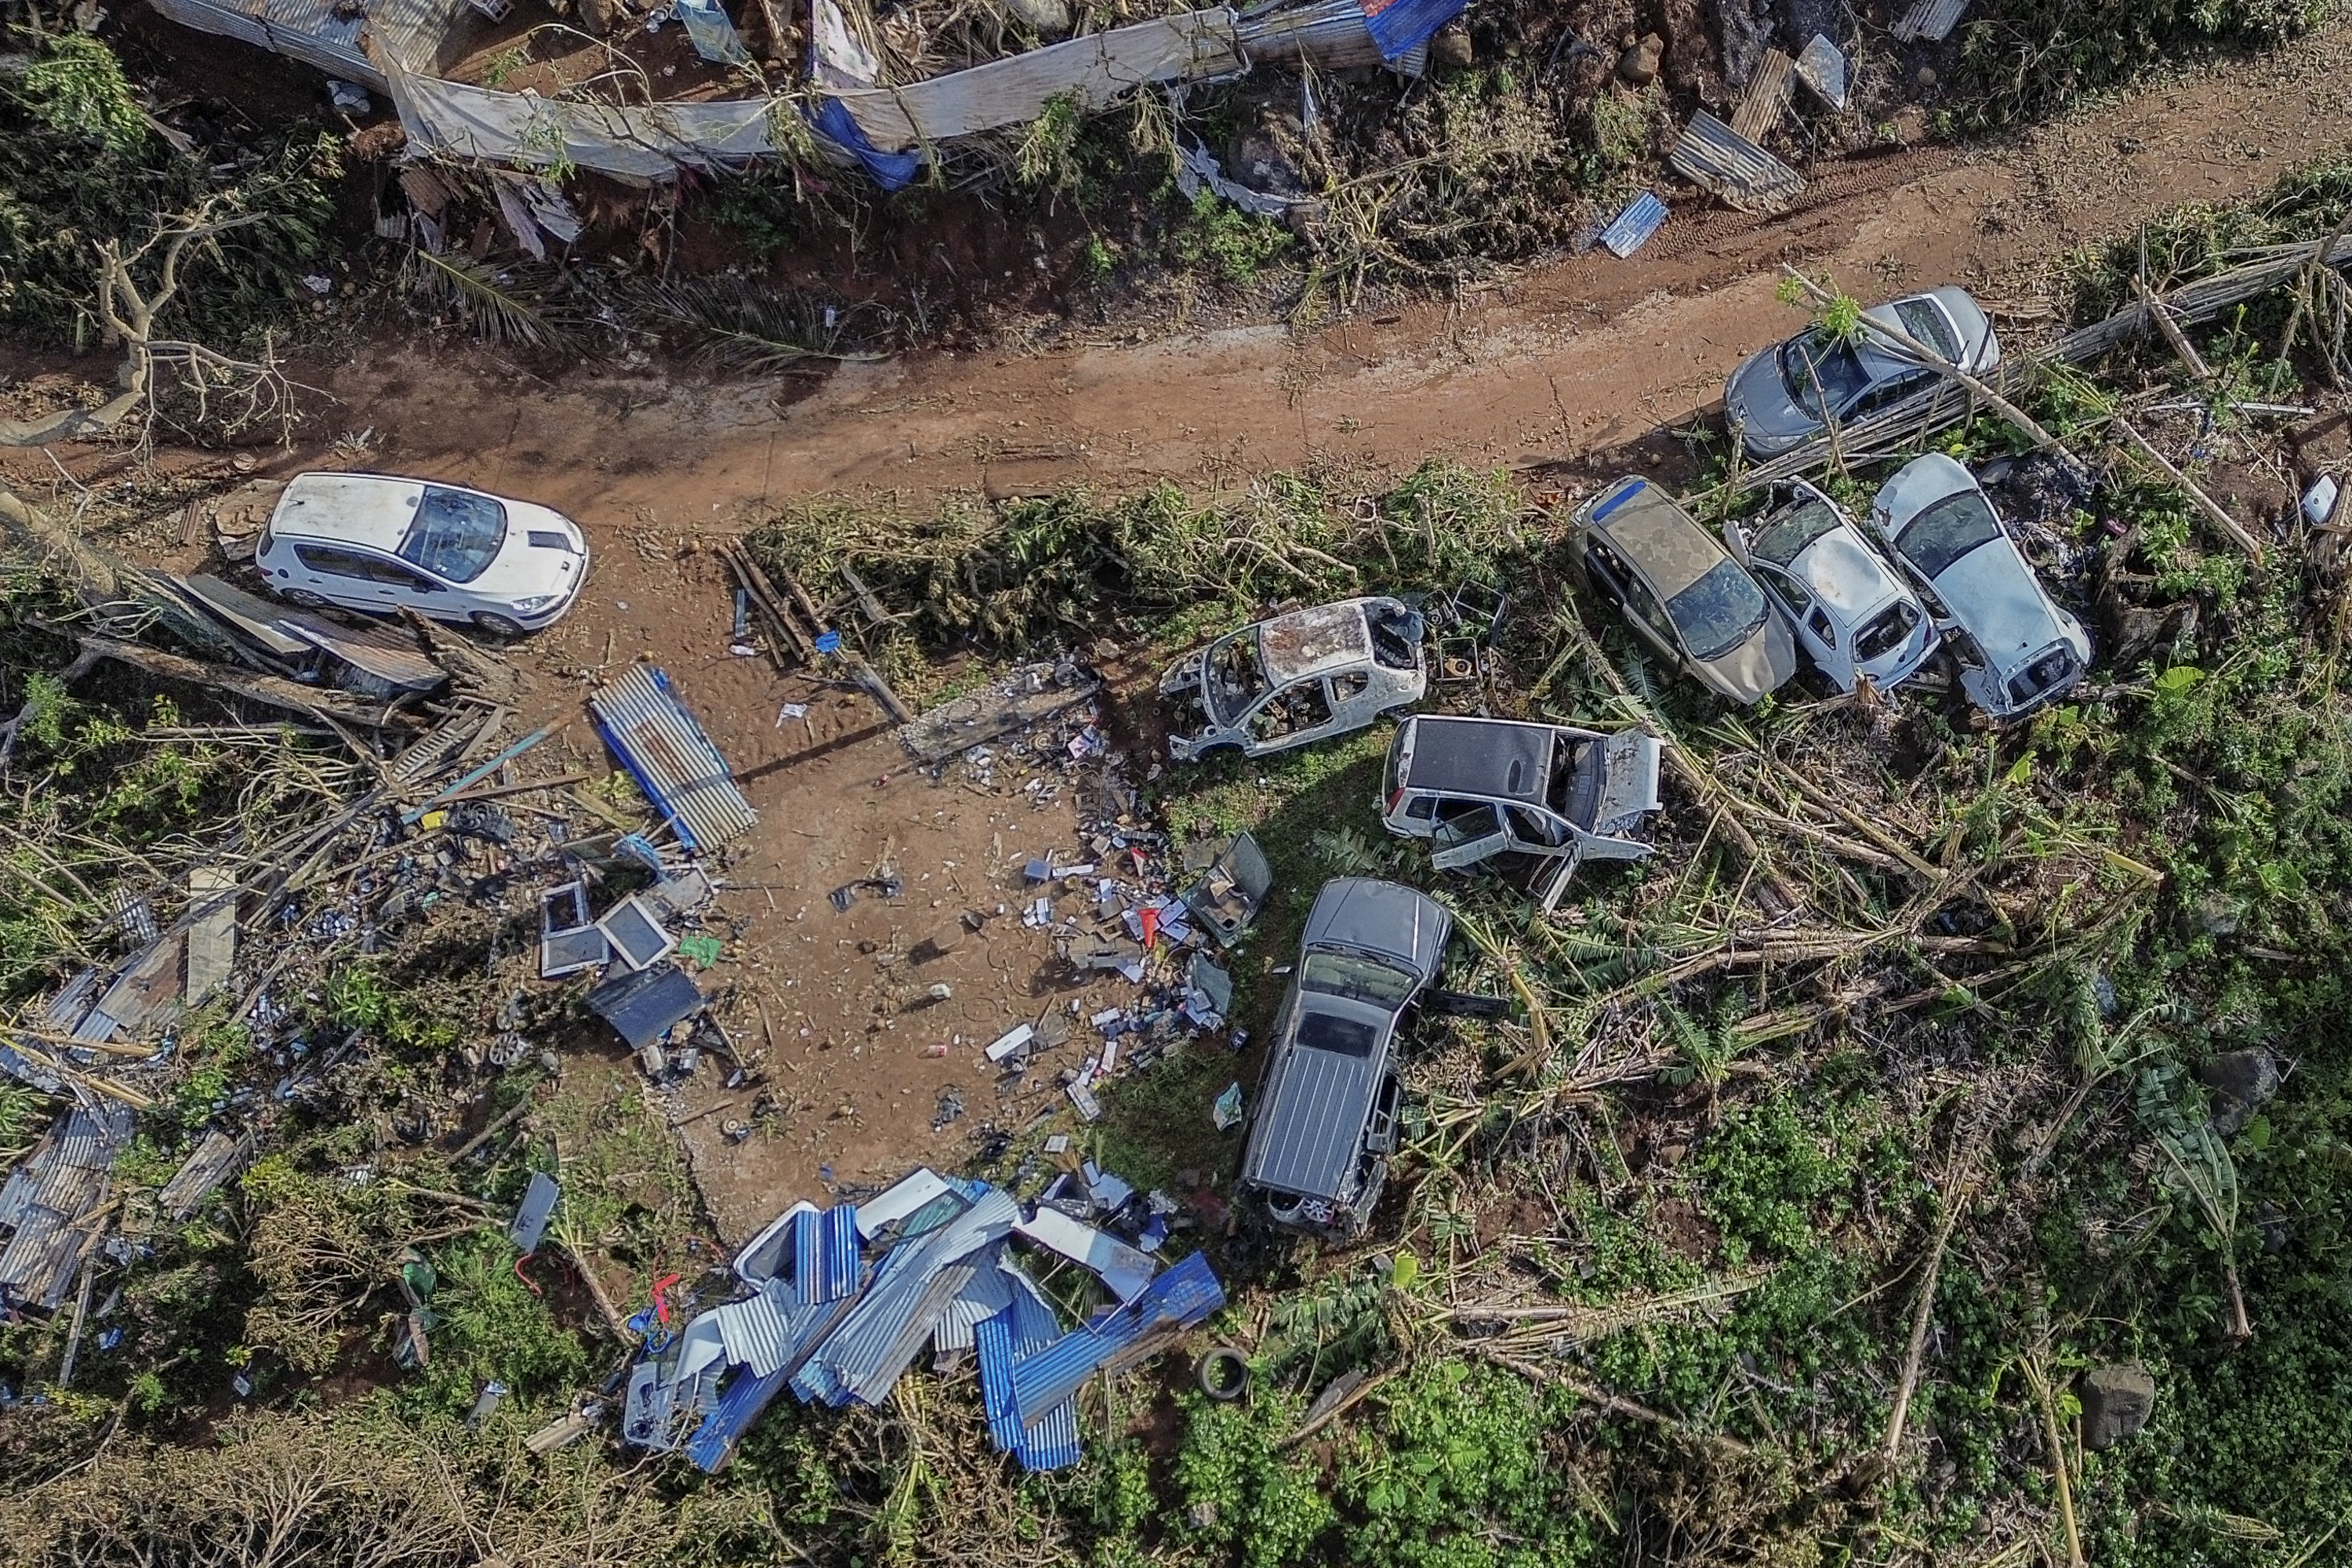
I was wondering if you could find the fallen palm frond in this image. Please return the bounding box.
[648,275,886,374]
[403,248,568,349]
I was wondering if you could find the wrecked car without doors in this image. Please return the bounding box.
[1724,479,1937,694]
[1240,878,1451,1240]
[1725,286,2002,459]
[1570,478,1798,704]
[1869,454,2092,722]
[1380,714,1664,908]
[1160,597,1425,760]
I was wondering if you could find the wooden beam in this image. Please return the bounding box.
[2131,275,2211,380]
[2112,419,2267,565]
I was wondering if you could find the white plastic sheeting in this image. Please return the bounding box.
[384,60,780,180]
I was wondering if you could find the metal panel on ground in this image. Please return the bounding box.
[684,1365,793,1472]
[1728,47,1793,144]
[1669,110,1806,214]
[589,663,757,851]
[792,1203,863,1305]
[1598,192,1668,258]
[1356,0,1463,64]
[1891,0,1967,42]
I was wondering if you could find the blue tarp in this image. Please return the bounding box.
[1359,0,1466,64]
[809,99,924,191]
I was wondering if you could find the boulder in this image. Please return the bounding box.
[1618,32,1664,86]
[1432,21,1474,68]
[2201,1048,2281,1134]
[2079,1363,2156,1450]
[999,0,1072,37]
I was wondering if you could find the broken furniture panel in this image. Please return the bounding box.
[185,865,239,1000]
[539,882,610,978]
[1180,832,1273,946]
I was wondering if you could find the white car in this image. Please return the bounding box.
[1723,480,1936,695]
[256,473,590,637]
[1869,455,2090,722]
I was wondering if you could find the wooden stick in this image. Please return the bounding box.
[2023,1355,2087,1568]
[1882,1185,1966,1465]
[441,768,593,804]
[450,1089,538,1161]
[2112,419,2268,564]
[2132,275,2211,380]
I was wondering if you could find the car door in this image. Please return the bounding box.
[1842,366,1938,425]
[1430,800,1512,869]
[1592,543,1683,664]
[288,543,387,612]
[348,550,452,616]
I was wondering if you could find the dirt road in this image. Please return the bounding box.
[310,24,2352,523]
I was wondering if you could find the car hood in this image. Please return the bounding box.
[466,502,588,598]
[1242,996,1392,1200]
[1725,347,1815,451]
[1693,612,1799,704]
[1933,542,2075,667]
[1301,877,1450,979]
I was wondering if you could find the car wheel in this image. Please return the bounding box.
[471,612,528,639]
[281,588,332,609]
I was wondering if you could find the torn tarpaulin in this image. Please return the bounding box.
[1359,0,1468,64]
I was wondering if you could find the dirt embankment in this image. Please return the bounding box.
[267,18,2352,528]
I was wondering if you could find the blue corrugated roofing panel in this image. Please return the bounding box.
[1358,0,1465,62]
[685,1364,793,1472]
[792,1203,862,1305]
[1008,1252,1225,1425]
[1599,192,1668,259]
[1018,1398,1083,1471]
[589,663,757,851]
[975,1306,1027,1453]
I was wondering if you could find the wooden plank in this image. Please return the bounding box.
[185,866,238,1001]
[2113,419,2268,565]
[2131,276,2211,380]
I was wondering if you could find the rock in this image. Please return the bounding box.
[1432,21,1473,67]
[1715,0,1772,89]
[998,0,1071,36]
[1916,64,1938,89]
[2200,1048,2280,1134]
[2079,1363,2156,1450]
[1619,32,1664,85]
[579,0,621,32]
[2192,893,2243,936]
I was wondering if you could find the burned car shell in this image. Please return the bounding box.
[1241,878,1451,1240]
[1378,714,1664,874]
[1724,287,2002,459]
[1569,478,1798,704]
[1723,479,1937,695]
[1160,597,1425,760]
[1868,454,2092,722]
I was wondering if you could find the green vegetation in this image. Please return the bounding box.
[1950,0,2331,131]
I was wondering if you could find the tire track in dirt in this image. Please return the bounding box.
[303,20,2352,529]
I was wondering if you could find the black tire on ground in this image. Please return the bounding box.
[281,588,331,608]
[1196,1346,1251,1402]
[471,612,527,639]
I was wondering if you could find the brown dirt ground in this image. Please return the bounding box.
[14,20,2352,1248]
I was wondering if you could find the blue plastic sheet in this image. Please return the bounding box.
[808,100,924,191]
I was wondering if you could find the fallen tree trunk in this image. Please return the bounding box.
[73,633,422,728]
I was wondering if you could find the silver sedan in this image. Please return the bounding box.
[1724,480,1936,695]
[1726,288,2001,459]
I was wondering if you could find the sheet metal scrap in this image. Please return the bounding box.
[1727,46,1794,144]
[1669,110,1806,215]
[625,1166,1224,1474]
[0,1103,135,1312]
[1891,0,1966,42]
[897,661,1103,768]
[590,664,757,851]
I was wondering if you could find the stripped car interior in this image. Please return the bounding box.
[1161,597,1426,760]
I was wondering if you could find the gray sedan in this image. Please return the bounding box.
[1570,477,1798,705]
[1240,878,1451,1240]
[1723,480,1936,695]
[1726,288,2001,459]
[1869,454,2091,722]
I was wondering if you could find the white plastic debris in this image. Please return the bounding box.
[984,1023,1035,1063]
[2303,474,2341,525]
[1794,34,1848,109]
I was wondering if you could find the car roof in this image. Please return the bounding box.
[1791,524,1906,622]
[1399,715,1559,807]
[1240,1000,1385,1200]
[270,472,427,553]
[1591,479,1722,599]
[1257,600,1372,685]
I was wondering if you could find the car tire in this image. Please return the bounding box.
[281,588,332,609]
[471,612,528,639]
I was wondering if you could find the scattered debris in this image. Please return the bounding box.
[1599,192,1668,259]
[1671,110,1807,214]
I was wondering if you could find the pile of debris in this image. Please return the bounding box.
[623,1165,1225,1472]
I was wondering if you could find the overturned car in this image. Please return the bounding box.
[1161,597,1425,760]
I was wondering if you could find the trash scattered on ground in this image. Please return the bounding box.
[622,1167,1224,1473]
[1599,192,1669,259]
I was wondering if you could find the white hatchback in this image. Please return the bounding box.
[256,473,590,637]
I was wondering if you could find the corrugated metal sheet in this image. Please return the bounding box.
[156,1128,251,1220]
[145,0,273,54]
[1891,0,1967,42]
[275,615,448,693]
[1728,45,1792,145]
[1357,0,1462,64]
[590,664,757,851]
[685,1365,793,1472]
[829,11,1245,152]
[931,1262,1013,1356]
[1599,192,1668,259]
[1008,1252,1224,1425]
[976,1265,1084,1470]
[1232,0,1421,74]
[261,0,367,82]
[792,1203,862,1305]
[1669,110,1806,215]
[713,1280,826,1375]
[1020,1397,1083,1470]
[0,1104,133,1312]
[387,60,778,181]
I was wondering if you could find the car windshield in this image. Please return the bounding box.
[397,487,506,583]
[1300,950,1418,1011]
[1749,499,1842,566]
[1779,332,1872,419]
[1895,492,2005,580]
[1893,299,1960,359]
[1204,627,1269,725]
[1665,559,1771,663]
[1853,601,1922,662]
